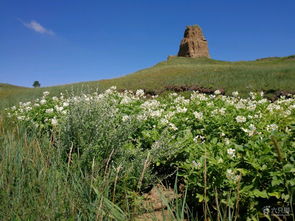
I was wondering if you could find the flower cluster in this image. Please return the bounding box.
[6,88,295,137]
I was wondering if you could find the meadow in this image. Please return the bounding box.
[1,55,295,110]
[1,86,294,220]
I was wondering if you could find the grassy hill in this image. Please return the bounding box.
[1,55,295,108]
[0,83,28,94]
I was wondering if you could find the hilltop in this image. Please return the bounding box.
[1,55,295,109]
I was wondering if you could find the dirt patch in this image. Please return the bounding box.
[134,184,185,221]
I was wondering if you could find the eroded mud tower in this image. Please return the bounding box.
[177,25,210,58]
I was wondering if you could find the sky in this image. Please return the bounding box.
[0,0,295,87]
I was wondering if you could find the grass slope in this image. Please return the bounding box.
[1,55,295,108]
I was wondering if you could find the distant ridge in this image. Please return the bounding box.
[0,83,27,89]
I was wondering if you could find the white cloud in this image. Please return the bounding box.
[22,20,55,35]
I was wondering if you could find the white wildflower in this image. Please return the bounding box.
[249,92,257,99]
[242,124,256,136]
[135,89,145,97]
[247,103,256,111]
[236,116,246,123]
[55,106,64,112]
[193,135,205,143]
[45,108,54,114]
[137,114,147,121]
[207,102,214,107]
[266,124,278,132]
[149,110,163,118]
[232,91,239,97]
[105,86,117,94]
[176,106,187,113]
[285,127,291,133]
[175,96,189,105]
[25,106,32,111]
[258,99,268,104]
[226,169,240,182]
[267,104,281,112]
[235,102,246,109]
[219,108,226,115]
[40,99,46,105]
[165,111,175,119]
[214,90,221,95]
[43,91,50,96]
[169,123,178,131]
[211,109,218,115]
[63,102,69,107]
[51,118,58,126]
[193,111,203,120]
[122,115,130,122]
[283,110,291,116]
[160,118,169,125]
[254,113,262,119]
[120,96,133,104]
[198,94,208,101]
[226,169,235,179]
[141,100,160,110]
[17,116,25,120]
[23,101,31,106]
[227,148,236,157]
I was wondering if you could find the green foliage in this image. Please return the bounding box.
[2,87,295,220]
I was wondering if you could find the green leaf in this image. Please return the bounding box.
[286,178,295,186]
[240,185,253,194]
[271,177,283,186]
[268,192,281,199]
[252,189,268,198]
[283,164,295,173]
[282,193,290,201]
[196,193,204,203]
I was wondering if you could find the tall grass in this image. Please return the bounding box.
[0,119,129,220]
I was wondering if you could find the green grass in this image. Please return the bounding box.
[0,83,29,99]
[1,55,295,109]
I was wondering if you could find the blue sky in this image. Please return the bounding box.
[0,0,295,87]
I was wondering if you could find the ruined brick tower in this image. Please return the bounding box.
[177,25,210,58]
